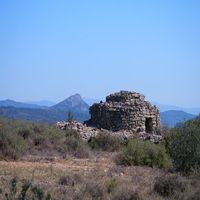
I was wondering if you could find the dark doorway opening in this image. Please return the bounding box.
[145,118,153,133]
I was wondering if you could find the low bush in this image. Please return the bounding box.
[111,186,141,200]
[154,174,188,198]
[89,132,124,152]
[106,177,118,193]
[187,191,200,200]
[58,174,82,186]
[118,139,171,168]
[0,177,54,200]
[85,181,105,199]
[0,121,26,159]
[0,117,84,160]
[65,132,90,158]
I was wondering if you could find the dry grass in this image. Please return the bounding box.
[0,153,153,199]
[0,154,199,200]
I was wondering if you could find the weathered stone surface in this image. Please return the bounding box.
[56,120,162,143]
[57,120,134,141]
[86,91,160,134]
[56,121,99,140]
[56,91,162,143]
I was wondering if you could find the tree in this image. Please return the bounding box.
[167,117,200,174]
[67,111,74,122]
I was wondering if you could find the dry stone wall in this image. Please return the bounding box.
[86,91,160,134]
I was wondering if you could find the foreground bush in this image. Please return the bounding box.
[64,131,90,158]
[0,117,80,160]
[118,139,171,168]
[58,174,82,186]
[154,174,188,198]
[0,177,54,200]
[0,118,27,159]
[187,191,200,200]
[111,186,141,200]
[166,116,200,174]
[89,132,124,152]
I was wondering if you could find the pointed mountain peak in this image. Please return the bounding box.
[51,93,89,112]
[64,94,84,106]
[67,93,82,101]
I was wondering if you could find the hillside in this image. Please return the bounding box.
[154,102,200,115]
[0,99,46,109]
[160,110,196,128]
[25,100,56,107]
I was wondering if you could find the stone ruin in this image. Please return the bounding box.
[57,120,133,141]
[57,91,162,143]
[86,91,160,134]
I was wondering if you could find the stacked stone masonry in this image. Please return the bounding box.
[86,91,160,134]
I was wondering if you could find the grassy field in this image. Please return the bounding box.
[1,117,200,199]
[0,153,200,200]
[0,154,164,200]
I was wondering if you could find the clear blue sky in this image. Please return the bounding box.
[0,0,199,107]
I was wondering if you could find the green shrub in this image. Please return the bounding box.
[0,117,66,160]
[18,128,31,139]
[84,181,105,199]
[0,124,25,159]
[0,177,53,200]
[65,131,90,158]
[89,132,124,152]
[111,186,141,200]
[118,139,171,168]
[106,177,118,193]
[58,174,82,186]
[167,116,200,174]
[154,174,187,198]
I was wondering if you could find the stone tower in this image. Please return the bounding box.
[86,91,160,134]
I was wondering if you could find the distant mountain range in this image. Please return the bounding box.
[0,95,199,127]
[0,99,47,109]
[153,102,200,115]
[25,100,56,107]
[0,94,90,123]
[160,110,196,128]
[52,94,89,112]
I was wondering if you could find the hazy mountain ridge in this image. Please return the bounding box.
[0,99,47,109]
[0,94,90,123]
[154,102,200,115]
[0,106,89,123]
[0,96,199,127]
[25,100,56,107]
[160,110,196,128]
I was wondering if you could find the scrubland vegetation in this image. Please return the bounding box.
[0,116,200,199]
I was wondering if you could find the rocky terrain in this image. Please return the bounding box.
[57,91,163,143]
[57,120,162,143]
